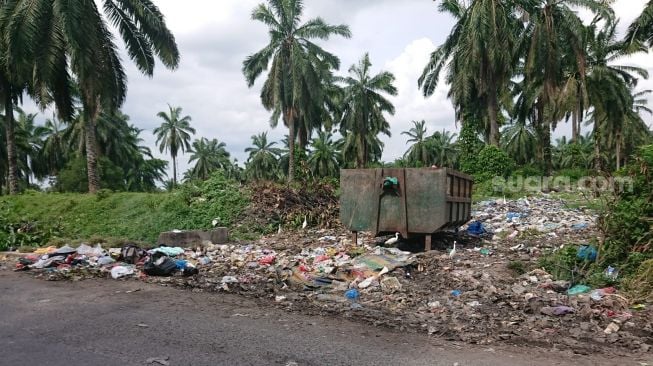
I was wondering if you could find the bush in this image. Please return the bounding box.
[513,164,543,178]
[468,145,515,183]
[556,168,592,181]
[56,155,125,193]
[599,145,653,267]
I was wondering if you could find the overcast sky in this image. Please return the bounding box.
[25,0,653,177]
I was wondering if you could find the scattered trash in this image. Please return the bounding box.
[604,322,620,335]
[577,245,598,262]
[541,306,575,316]
[110,266,135,279]
[466,221,487,236]
[145,356,170,366]
[572,223,589,230]
[567,284,592,296]
[380,276,402,293]
[604,266,619,280]
[6,196,649,354]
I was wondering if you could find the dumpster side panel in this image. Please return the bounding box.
[377,168,408,236]
[405,169,447,233]
[339,169,377,232]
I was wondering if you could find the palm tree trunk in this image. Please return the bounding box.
[542,120,553,175]
[487,90,500,146]
[593,118,602,172]
[571,109,578,143]
[84,117,101,193]
[615,130,621,171]
[172,154,177,187]
[298,125,307,152]
[357,134,365,168]
[286,109,295,182]
[4,89,19,195]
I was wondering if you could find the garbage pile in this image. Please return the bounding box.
[5,196,652,356]
[464,196,597,243]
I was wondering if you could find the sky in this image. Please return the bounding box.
[23,0,653,178]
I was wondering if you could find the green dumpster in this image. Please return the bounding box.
[340,168,473,250]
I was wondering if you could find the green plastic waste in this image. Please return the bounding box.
[567,284,591,295]
[383,177,399,188]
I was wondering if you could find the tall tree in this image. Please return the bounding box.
[307,129,340,178]
[245,132,282,181]
[242,0,351,182]
[627,1,653,49]
[154,105,195,187]
[4,0,180,193]
[34,115,67,178]
[338,53,397,168]
[429,129,458,168]
[516,0,611,175]
[585,20,648,171]
[188,138,231,180]
[419,0,523,146]
[501,119,536,166]
[402,120,431,166]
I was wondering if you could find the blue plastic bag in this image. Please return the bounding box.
[577,245,597,262]
[467,221,486,236]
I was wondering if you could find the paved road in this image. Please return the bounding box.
[0,271,645,366]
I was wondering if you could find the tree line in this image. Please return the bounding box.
[2,0,653,194]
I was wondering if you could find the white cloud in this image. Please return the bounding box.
[381,38,457,160]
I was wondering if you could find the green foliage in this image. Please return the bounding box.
[458,121,484,174]
[0,208,64,251]
[467,145,515,182]
[555,168,592,181]
[600,145,653,267]
[0,172,250,244]
[538,245,583,282]
[513,164,543,178]
[55,155,125,193]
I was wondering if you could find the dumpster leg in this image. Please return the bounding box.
[425,234,432,251]
[352,231,358,246]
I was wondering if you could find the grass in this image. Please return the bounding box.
[0,192,187,243]
[0,179,249,247]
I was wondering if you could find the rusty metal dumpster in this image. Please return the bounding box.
[340,168,473,250]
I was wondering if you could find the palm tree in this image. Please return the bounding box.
[627,1,653,49]
[516,0,612,175]
[13,107,41,185]
[307,130,340,178]
[154,105,195,187]
[419,0,523,146]
[188,138,231,180]
[4,0,180,193]
[501,119,536,166]
[242,0,351,182]
[35,115,67,178]
[429,129,458,168]
[245,132,282,181]
[584,20,648,171]
[402,120,431,166]
[615,89,652,169]
[338,53,397,168]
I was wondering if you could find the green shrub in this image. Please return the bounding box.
[468,145,515,183]
[556,168,592,181]
[513,164,543,178]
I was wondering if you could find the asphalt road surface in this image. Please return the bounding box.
[0,271,647,366]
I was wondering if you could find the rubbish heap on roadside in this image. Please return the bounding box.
[464,196,597,242]
[4,196,651,356]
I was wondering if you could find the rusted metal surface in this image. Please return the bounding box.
[340,168,473,238]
